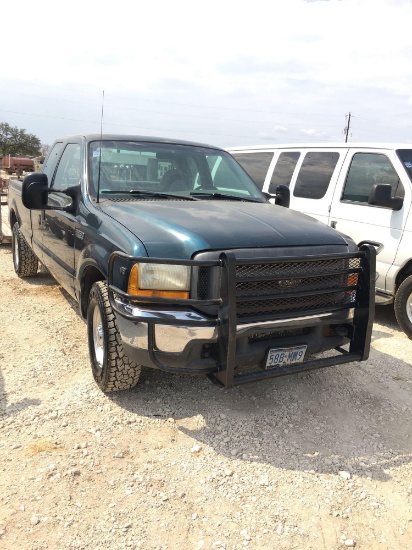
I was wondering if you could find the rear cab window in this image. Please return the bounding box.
[42,142,64,181]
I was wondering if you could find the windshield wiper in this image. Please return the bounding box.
[100,190,200,201]
[190,191,262,202]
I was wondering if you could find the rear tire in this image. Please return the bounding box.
[394,275,412,339]
[12,222,38,277]
[87,281,142,392]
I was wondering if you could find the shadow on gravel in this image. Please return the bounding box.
[0,345,41,419]
[108,347,412,483]
[374,304,400,333]
[22,264,59,288]
[0,396,42,417]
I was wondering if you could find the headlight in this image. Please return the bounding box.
[128,263,190,299]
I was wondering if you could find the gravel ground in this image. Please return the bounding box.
[0,243,411,550]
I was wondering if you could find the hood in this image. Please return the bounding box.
[101,199,349,259]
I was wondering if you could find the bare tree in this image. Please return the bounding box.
[40,143,51,161]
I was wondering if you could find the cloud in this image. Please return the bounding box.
[300,129,318,136]
[273,125,288,133]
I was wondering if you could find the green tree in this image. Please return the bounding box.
[0,122,42,158]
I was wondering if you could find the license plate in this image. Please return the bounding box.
[265,345,307,369]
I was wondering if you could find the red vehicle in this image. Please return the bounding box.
[1,156,34,175]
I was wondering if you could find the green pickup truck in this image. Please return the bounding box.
[7,134,375,392]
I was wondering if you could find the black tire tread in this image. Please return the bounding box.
[394,274,412,339]
[88,281,142,392]
[12,222,38,277]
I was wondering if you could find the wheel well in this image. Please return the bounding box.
[395,260,412,291]
[9,209,17,228]
[80,266,105,318]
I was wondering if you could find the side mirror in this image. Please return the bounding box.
[274,184,290,208]
[22,172,80,214]
[22,173,50,209]
[368,184,403,210]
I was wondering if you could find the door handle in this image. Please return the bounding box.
[330,220,337,229]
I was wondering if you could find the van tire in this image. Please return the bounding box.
[87,281,142,392]
[12,222,38,277]
[394,275,412,339]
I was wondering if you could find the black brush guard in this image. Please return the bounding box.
[108,245,375,388]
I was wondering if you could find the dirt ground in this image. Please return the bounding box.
[0,243,411,550]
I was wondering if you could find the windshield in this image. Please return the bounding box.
[88,140,265,201]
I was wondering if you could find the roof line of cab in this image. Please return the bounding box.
[55,134,223,150]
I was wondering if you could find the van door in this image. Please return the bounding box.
[288,149,348,225]
[329,149,407,293]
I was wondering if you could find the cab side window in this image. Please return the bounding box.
[293,152,340,199]
[232,152,273,190]
[52,144,81,191]
[42,142,64,181]
[342,153,404,203]
[269,152,301,193]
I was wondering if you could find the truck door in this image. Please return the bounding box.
[288,149,347,224]
[31,141,64,261]
[329,149,407,293]
[41,142,81,298]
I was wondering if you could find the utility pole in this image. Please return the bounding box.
[344,112,352,142]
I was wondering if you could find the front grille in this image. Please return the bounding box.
[197,255,362,322]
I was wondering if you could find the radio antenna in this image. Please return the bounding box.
[96,90,105,203]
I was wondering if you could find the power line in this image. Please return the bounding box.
[0,78,345,119]
[0,107,345,140]
[0,108,310,140]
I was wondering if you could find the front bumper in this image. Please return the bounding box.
[108,247,376,388]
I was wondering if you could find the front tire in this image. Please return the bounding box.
[394,275,412,339]
[12,222,38,277]
[87,281,142,392]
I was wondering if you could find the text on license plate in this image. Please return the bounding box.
[266,345,307,369]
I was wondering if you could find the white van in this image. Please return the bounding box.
[228,143,412,338]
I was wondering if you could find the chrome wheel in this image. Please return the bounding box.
[87,281,142,392]
[93,305,104,370]
[13,229,20,272]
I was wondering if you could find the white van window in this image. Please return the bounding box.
[397,149,412,187]
[293,152,340,199]
[269,152,301,193]
[231,152,273,189]
[342,153,404,203]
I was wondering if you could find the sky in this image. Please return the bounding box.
[1,0,412,149]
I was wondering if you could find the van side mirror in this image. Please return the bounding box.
[368,184,403,210]
[22,173,50,209]
[274,184,290,208]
